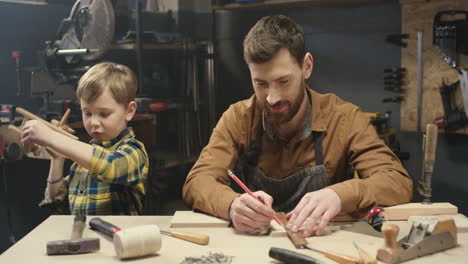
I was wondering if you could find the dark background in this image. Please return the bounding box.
[1,1,467,254]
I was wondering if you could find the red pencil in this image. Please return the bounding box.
[227,169,282,225]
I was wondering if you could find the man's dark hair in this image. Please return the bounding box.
[243,15,306,65]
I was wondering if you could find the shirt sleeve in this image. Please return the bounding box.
[38,175,70,214]
[327,108,413,215]
[182,105,244,220]
[89,139,148,185]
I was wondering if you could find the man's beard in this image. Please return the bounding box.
[264,85,305,126]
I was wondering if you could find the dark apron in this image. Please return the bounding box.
[233,120,330,213]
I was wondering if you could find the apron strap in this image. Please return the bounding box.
[312,131,324,165]
[234,118,263,178]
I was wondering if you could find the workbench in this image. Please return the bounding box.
[1,215,467,263]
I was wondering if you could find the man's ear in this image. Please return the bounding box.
[126,101,137,121]
[302,52,313,79]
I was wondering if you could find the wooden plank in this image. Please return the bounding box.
[381,202,458,220]
[169,211,230,228]
[400,0,468,134]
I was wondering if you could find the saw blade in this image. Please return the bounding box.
[79,0,115,61]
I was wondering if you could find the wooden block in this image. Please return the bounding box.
[381,203,458,220]
[269,218,341,237]
[170,211,230,228]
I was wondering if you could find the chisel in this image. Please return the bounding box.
[160,229,209,245]
[353,242,377,264]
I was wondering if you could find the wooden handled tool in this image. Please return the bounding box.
[420,123,438,203]
[307,247,363,264]
[89,217,161,259]
[160,229,209,245]
[269,247,319,264]
[377,223,404,263]
[353,242,377,264]
[277,212,362,264]
[46,215,100,255]
[424,123,438,165]
[16,107,78,140]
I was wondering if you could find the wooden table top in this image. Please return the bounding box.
[1,215,467,264]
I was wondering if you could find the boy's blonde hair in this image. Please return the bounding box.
[77,62,137,104]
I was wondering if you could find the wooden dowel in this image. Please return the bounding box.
[59,108,71,127]
[16,107,78,140]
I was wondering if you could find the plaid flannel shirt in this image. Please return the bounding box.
[39,128,149,215]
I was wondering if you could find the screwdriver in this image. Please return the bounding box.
[160,229,209,245]
[353,242,377,264]
[305,246,363,264]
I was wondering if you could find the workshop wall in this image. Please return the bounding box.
[213,3,468,215]
[0,2,70,254]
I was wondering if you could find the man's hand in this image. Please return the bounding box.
[21,120,57,147]
[286,188,341,237]
[229,191,276,233]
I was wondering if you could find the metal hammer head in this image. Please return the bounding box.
[47,238,100,255]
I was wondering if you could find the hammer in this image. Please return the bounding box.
[47,215,100,255]
[89,217,162,259]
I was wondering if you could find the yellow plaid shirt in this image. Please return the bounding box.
[39,128,149,215]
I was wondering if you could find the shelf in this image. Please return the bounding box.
[111,42,185,51]
[212,0,390,10]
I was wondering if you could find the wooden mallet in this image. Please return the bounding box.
[89,217,162,259]
[47,215,100,255]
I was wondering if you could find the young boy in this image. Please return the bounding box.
[21,62,149,215]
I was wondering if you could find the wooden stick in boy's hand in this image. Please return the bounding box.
[16,107,78,140]
[227,169,282,225]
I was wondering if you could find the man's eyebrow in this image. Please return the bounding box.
[253,74,291,82]
[274,74,291,81]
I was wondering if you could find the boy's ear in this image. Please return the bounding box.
[126,101,137,121]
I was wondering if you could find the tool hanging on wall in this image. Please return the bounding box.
[434,77,468,130]
[433,10,468,68]
[385,33,409,47]
[383,67,406,94]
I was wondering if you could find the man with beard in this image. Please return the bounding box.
[183,15,412,237]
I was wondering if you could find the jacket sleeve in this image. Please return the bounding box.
[182,105,245,220]
[328,108,413,215]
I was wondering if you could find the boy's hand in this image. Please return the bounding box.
[21,120,56,147]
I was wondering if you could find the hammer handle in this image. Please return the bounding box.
[71,215,86,240]
[89,217,120,237]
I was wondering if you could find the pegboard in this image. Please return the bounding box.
[400,0,468,134]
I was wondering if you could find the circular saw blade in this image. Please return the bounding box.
[79,0,115,61]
